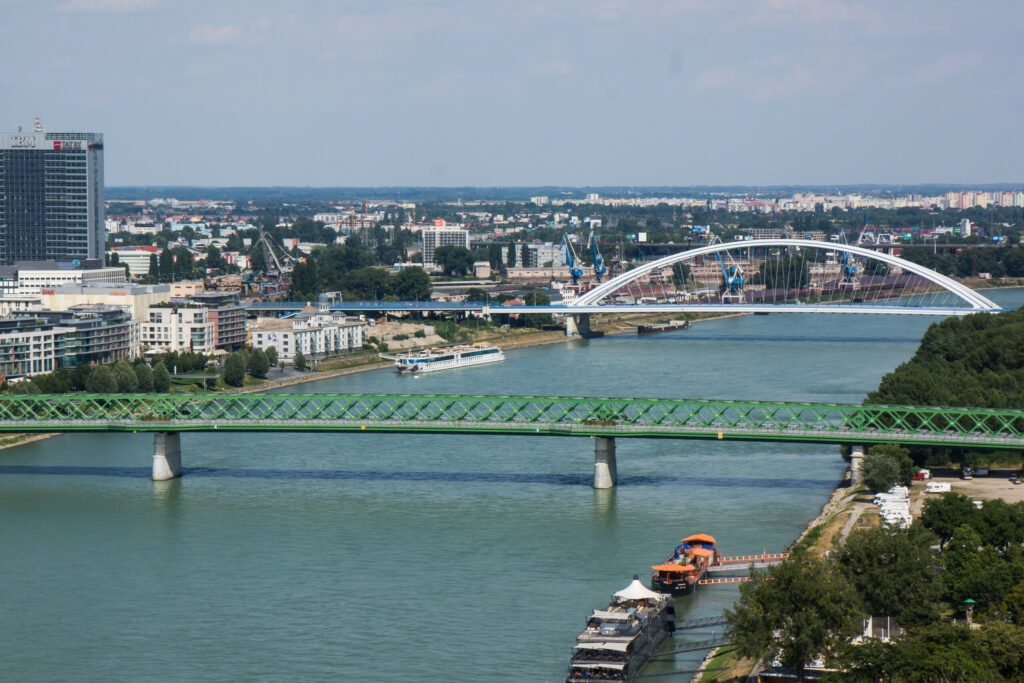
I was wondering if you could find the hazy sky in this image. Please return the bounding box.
[2,0,1022,186]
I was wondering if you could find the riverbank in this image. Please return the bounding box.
[697,462,863,682]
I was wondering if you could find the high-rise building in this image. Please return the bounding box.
[0,120,105,265]
[421,227,470,266]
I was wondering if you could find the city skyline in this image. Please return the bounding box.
[2,1,1023,186]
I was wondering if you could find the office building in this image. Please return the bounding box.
[0,121,105,264]
[108,246,158,277]
[421,227,469,266]
[2,261,125,294]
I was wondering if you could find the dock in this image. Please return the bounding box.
[637,319,690,335]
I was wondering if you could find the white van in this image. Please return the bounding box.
[925,482,952,494]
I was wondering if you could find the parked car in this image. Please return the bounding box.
[912,469,931,481]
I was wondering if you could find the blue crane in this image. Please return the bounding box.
[839,250,858,284]
[716,251,745,301]
[562,235,584,285]
[589,230,607,282]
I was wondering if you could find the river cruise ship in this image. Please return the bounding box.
[650,533,718,596]
[392,344,505,373]
[566,577,675,682]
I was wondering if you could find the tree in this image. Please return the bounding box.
[86,365,118,393]
[134,363,154,392]
[836,525,941,625]
[341,267,389,300]
[863,444,915,492]
[289,260,319,301]
[148,253,159,281]
[71,363,92,391]
[921,493,977,547]
[464,288,490,302]
[266,346,278,368]
[114,360,139,392]
[159,247,174,282]
[247,348,270,379]
[727,550,862,678]
[9,380,41,394]
[433,245,474,277]
[758,254,810,292]
[293,351,307,371]
[152,362,171,392]
[506,242,517,267]
[391,267,431,301]
[487,243,503,269]
[943,524,1015,609]
[224,352,246,387]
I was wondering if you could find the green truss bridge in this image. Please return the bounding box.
[2,392,1022,488]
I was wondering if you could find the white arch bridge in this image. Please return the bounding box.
[476,239,1003,334]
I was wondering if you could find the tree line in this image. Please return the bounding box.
[728,495,1024,680]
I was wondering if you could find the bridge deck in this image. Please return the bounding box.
[0,393,1019,449]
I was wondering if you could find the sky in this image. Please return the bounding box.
[1,0,1022,186]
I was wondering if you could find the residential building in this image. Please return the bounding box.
[16,304,139,367]
[43,282,171,319]
[0,122,105,264]
[186,292,246,349]
[251,306,366,365]
[421,227,470,266]
[0,317,72,379]
[141,304,215,353]
[523,242,563,268]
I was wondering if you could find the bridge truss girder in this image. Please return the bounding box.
[0,393,1021,450]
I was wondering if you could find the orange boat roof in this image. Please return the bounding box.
[652,564,696,573]
[681,533,717,544]
[690,547,715,557]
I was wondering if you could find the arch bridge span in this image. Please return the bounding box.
[571,238,1000,315]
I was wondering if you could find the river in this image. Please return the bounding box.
[1,289,1021,682]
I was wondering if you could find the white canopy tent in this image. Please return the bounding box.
[613,578,666,601]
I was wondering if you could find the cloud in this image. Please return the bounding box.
[57,0,158,13]
[695,55,834,101]
[187,19,270,47]
[900,51,985,87]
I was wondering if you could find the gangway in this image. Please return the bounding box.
[698,577,751,586]
[716,552,788,565]
[673,616,727,630]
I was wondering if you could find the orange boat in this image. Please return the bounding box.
[650,533,718,595]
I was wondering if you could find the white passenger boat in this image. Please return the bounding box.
[393,344,505,373]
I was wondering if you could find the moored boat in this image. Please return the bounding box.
[392,344,504,373]
[566,577,675,682]
[650,533,718,596]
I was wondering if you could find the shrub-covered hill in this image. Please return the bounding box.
[868,306,1024,409]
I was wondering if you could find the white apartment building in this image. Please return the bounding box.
[251,308,366,365]
[0,318,73,379]
[141,305,215,353]
[421,227,470,266]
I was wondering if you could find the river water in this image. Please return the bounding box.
[1,289,1021,682]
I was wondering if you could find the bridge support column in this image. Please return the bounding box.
[850,444,865,487]
[153,432,182,481]
[594,437,617,489]
[566,313,592,338]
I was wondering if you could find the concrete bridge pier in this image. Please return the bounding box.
[153,432,182,481]
[850,444,865,487]
[566,313,592,338]
[594,436,618,489]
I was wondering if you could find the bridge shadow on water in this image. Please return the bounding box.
[0,465,835,489]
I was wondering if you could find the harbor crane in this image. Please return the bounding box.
[710,237,744,302]
[255,228,299,279]
[562,234,585,285]
[588,230,607,282]
[836,234,859,288]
